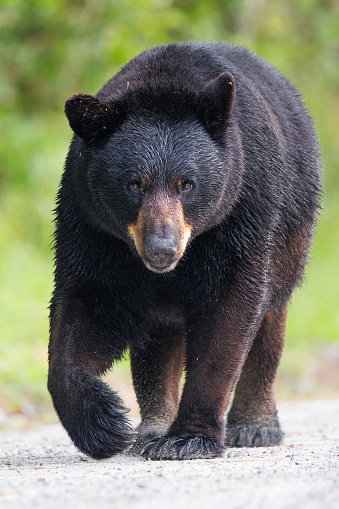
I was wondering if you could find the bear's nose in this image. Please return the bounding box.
[144,235,177,269]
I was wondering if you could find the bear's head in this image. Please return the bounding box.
[64,72,237,273]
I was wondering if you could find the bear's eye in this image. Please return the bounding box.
[179,180,193,193]
[129,181,142,193]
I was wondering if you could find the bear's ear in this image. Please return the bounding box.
[198,71,236,142]
[64,94,122,142]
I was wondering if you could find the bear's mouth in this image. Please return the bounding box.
[144,259,179,273]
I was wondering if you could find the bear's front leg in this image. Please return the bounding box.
[48,295,135,459]
[142,270,268,461]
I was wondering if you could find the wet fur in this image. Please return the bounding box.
[49,42,321,460]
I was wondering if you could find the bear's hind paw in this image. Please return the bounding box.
[226,421,284,448]
[128,428,167,456]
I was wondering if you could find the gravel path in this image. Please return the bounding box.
[0,399,338,509]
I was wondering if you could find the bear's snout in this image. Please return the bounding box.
[144,234,178,272]
[127,195,192,273]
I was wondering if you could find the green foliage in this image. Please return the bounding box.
[0,0,338,419]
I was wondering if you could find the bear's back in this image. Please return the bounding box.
[98,42,303,121]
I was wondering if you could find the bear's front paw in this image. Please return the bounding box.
[71,397,136,459]
[141,435,224,460]
[226,420,284,448]
[55,374,137,459]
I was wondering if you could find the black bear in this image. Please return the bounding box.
[48,42,321,460]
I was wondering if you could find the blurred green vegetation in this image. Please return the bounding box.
[0,0,338,425]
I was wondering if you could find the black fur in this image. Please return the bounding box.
[49,42,321,460]
[48,372,135,459]
[226,417,284,448]
[142,436,223,461]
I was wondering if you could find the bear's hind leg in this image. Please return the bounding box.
[130,333,185,454]
[48,297,135,459]
[226,302,288,447]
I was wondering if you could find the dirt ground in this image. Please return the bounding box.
[0,399,338,509]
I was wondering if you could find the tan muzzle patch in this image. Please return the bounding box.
[127,198,192,271]
[128,208,145,259]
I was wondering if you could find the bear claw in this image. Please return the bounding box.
[141,435,224,461]
[226,421,284,448]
